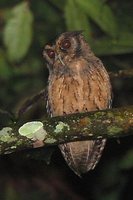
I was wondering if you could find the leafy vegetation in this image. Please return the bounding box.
[0,0,133,200]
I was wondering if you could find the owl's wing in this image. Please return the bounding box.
[59,139,106,176]
[59,59,112,176]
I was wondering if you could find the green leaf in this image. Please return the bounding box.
[49,0,65,10]
[0,49,12,79]
[76,0,118,37]
[3,2,33,62]
[120,149,133,169]
[91,32,133,55]
[65,0,91,39]
[0,110,14,129]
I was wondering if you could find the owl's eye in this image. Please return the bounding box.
[46,49,55,59]
[61,39,71,50]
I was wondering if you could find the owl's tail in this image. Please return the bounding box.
[59,139,106,176]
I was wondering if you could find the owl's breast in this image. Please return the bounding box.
[47,63,111,116]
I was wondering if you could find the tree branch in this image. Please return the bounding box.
[16,89,47,118]
[0,106,132,155]
[109,69,133,78]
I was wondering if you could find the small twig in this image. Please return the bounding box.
[17,89,47,118]
[109,69,133,78]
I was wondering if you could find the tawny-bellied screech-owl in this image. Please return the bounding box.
[43,31,112,176]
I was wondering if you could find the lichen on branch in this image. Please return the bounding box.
[0,106,132,155]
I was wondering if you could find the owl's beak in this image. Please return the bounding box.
[55,54,65,66]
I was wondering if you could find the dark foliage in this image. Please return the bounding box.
[0,0,133,199]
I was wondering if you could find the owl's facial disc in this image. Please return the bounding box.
[43,44,65,71]
[55,33,82,61]
[43,31,84,71]
[56,54,65,66]
[43,45,56,66]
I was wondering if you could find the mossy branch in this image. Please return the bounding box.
[0,106,132,155]
[109,69,133,78]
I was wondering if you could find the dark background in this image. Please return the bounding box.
[0,0,133,199]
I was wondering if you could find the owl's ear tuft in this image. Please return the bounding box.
[62,30,83,38]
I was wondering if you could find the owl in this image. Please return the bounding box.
[43,31,112,176]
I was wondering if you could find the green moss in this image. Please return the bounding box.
[0,132,11,142]
[115,115,124,123]
[107,112,114,118]
[107,125,123,135]
[94,111,105,119]
[7,136,17,143]
[54,122,70,134]
[10,145,17,149]
[0,127,17,143]
[16,139,23,146]
[45,138,57,144]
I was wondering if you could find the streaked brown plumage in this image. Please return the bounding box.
[43,31,112,176]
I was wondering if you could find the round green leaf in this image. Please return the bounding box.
[3,2,33,62]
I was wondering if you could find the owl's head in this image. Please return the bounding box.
[43,31,94,71]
